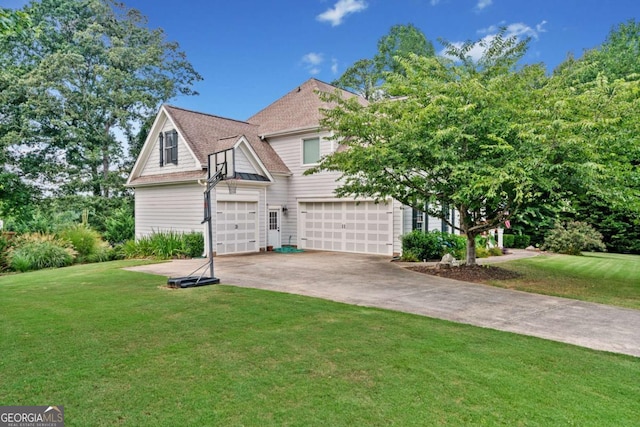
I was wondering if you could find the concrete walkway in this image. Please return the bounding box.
[125,250,640,358]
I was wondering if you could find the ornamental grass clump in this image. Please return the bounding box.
[57,224,108,263]
[8,233,76,272]
[121,231,204,259]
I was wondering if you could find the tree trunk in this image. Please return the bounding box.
[102,145,110,198]
[466,234,477,266]
[91,163,101,197]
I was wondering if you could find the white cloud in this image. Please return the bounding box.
[331,58,339,75]
[316,0,368,27]
[430,0,441,5]
[442,20,548,62]
[301,52,325,75]
[476,0,493,11]
[302,52,324,66]
[441,40,488,62]
[536,20,548,34]
[477,21,546,40]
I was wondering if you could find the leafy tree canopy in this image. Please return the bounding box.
[333,23,435,99]
[311,29,637,263]
[0,0,202,198]
[0,8,31,36]
[550,19,640,252]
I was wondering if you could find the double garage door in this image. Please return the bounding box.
[216,201,258,255]
[300,201,393,255]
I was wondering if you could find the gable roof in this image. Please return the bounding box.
[164,105,290,174]
[247,78,367,136]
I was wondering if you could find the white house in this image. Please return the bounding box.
[126,78,457,256]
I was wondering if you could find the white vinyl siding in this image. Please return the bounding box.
[266,173,292,243]
[139,116,198,177]
[234,146,259,175]
[267,131,341,247]
[134,183,204,239]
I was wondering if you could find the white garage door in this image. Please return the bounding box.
[300,201,393,255]
[216,201,258,255]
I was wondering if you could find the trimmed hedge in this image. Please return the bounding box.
[401,230,466,261]
[503,234,531,249]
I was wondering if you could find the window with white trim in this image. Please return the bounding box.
[302,137,320,165]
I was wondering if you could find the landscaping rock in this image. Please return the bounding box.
[441,253,455,264]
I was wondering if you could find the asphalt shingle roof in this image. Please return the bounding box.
[247,78,367,135]
[164,105,290,174]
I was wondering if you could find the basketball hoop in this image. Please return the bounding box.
[225,178,237,194]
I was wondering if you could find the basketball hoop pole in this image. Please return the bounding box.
[167,148,234,288]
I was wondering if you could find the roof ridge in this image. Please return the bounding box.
[308,77,362,98]
[164,104,256,127]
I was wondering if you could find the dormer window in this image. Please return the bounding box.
[159,130,178,166]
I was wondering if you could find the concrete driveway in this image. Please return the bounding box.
[126,250,640,358]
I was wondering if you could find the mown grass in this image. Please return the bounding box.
[490,252,640,309]
[1,261,638,426]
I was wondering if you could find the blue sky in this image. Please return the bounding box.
[5,0,639,120]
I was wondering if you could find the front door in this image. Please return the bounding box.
[268,208,281,248]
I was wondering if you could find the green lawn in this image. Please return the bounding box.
[491,252,640,309]
[1,261,639,426]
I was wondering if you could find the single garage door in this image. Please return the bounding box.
[300,201,393,255]
[216,201,258,255]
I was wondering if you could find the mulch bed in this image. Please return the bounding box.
[406,264,522,283]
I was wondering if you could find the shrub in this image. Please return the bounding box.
[439,232,467,259]
[402,230,442,261]
[57,224,105,263]
[475,246,490,258]
[503,234,515,248]
[488,247,503,256]
[86,241,115,263]
[513,234,531,249]
[120,239,143,259]
[104,207,135,245]
[542,222,606,255]
[149,230,186,259]
[400,250,420,262]
[8,233,76,272]
[402,230,466,261]
[0,234,15,271]
[122,231,204,260]
[183,232,205,258]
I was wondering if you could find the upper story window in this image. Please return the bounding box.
[302,137,320,165]
[159,130,178,166]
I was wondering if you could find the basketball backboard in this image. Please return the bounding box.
[209,148,235,180]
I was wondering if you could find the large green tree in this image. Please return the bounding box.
[312,32,607,265]
[552,20,640,253]
[1,0,201,198]
[333,23,435,99]
[0,7,30,36]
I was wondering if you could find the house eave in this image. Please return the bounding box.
[125,174,205,188]
[259,125,322,139]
